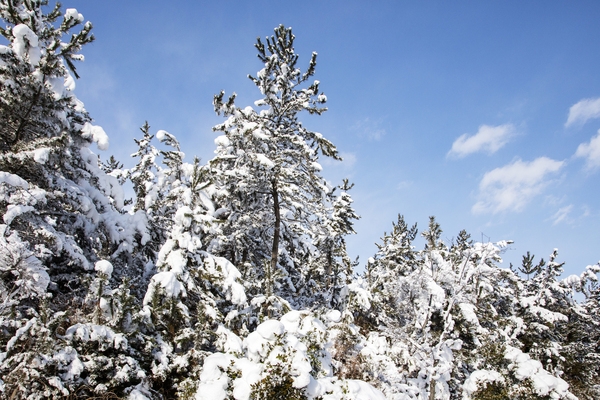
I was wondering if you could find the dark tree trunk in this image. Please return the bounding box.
[270,178,281,278]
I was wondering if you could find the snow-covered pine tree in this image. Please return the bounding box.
[511,250,600,399]
[357,216,576,399]
[135,130,248,397]
[0,2,146,396]
[210,25,345,313]
[364,214,418,328]
[515,251,577,372]
[312,179,359,309]
[516,250,544,281]
[127,123,168,291]
[573,269,600,398]
[561,271,600,399]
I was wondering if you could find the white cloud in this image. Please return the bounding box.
[448,124,515,158]
[574,130,600,170]
[352,118,386,141]
[551,205,573,225]
[472,157,565,215]
[565,97,600,127]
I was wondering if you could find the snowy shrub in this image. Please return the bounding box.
[193,313,385,400]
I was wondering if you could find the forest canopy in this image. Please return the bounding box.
[0,1,598,399]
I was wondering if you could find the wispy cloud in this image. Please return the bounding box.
[339,152,357,168]
[551,205,573,225]
[352,118,386,141]
[447,124,516,158]
[472,157,565,215]
[574,130,600,171]
[565,97,600,127]
[397,180,413,190]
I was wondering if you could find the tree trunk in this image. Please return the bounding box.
[270,178,281,280]
[429,379,436,400]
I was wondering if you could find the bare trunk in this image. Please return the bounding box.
[429,347,437,400]
[326,250,333,286]
[429,379,436,400]
[270,178,281,279]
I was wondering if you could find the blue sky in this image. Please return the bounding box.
[72,1,600,276]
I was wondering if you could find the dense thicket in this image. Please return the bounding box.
[0,2,598,399]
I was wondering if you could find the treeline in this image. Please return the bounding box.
[0,2,598,399]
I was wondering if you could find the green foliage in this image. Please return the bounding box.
[518,251,544,280]
[250,363,307,400]
[0,0,93,153]
[471,382,509,400]
[1,3,598,397]
[331,325,366,380]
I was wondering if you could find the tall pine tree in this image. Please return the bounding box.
[210,25,350,312]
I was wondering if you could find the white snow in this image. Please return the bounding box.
[458,303,480,327]
[196,353,235,400]
[156,129,168,141]
[194,310,387,400]
[348,278,372,310]
[463,370,505,397]
[64,8,84,23]
[255,154,274,168]
[216,325,243,354]
[0,171,29,189]
[128,384,152,400]
[12,24,40,65]
[504,346,571,397]
[64,323,128,350]
[48,377,69,396]
[214,135,230,147]
[256,319,285,340]
[81,122,109,150]
[6,317,36,352]
[3,204,34,225]
[325,310,341,323]
[174,206,193,228]
[94,260,113,278]
[144,271,186,303]
[33,147,50,164]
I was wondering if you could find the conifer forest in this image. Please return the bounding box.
[1,1,599,399]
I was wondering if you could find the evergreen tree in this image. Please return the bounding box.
[0,2,145,396]
[138,131,248,396]
[518,251,544,280]
[359,216,576,400]
[210,25,346,312]
[312,179,359,309]
[364,214,418,328]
